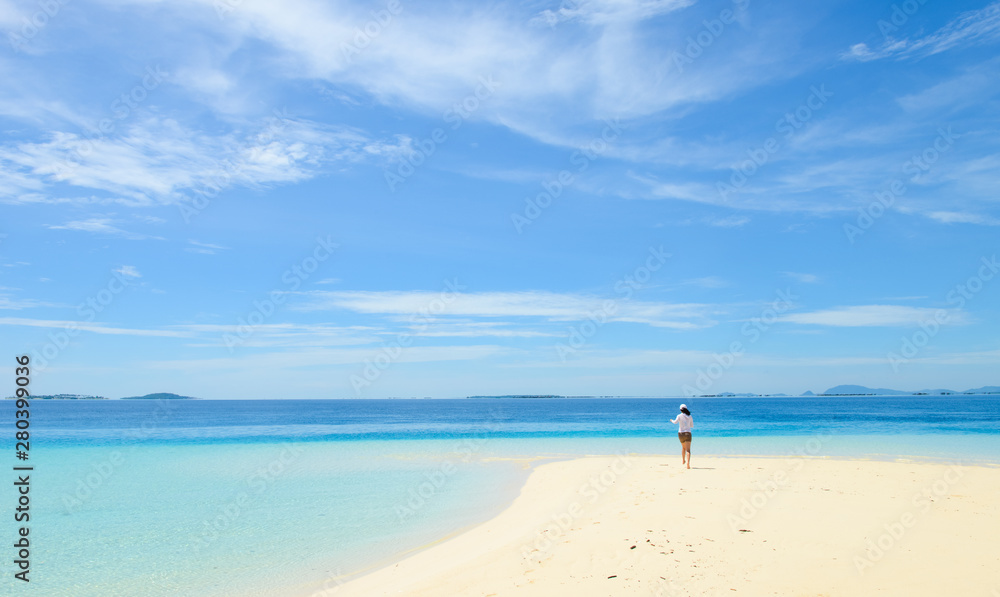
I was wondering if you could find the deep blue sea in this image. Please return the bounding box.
[2,396,998,596]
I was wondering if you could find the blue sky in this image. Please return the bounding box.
[1,0,998,398]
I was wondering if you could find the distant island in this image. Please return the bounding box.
[685,385,1000,398]
[120,393,199,400]
[811,385,1000,396]
[4,392,199,400]
[6,388,996,400]
[3,393,108,400]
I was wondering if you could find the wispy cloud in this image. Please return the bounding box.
[0,296,60,310]
[707,215,750,228]
[134,215,167,225]
[48,217,163,240]
[925,211,1000,226]
[294,290,716,330]
[0,115,399,205]
[842,1,1000,62]
[151,0,801,147]
[631,168,854,214]
[532,0,695,26]
[0,317,191,337]
[784,305,966,327]
[897,60,1000,113]
[640,179,719,204]
[185,240,231,254]
[114,265,142,278]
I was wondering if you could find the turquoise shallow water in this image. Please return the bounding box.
[1,397,998,595]
[3,441,529,597]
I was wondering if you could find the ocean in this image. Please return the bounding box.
[2,396,998,596]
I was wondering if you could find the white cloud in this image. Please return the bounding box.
[48,217,163,240]
[137,0,801,148]
[904,1,1000,55]
[115,265,142,278]
[841,42,876,61]
[532,0,695,26]
[135,214,167,224]
[0,115,394,205]
[294,289,715,330]
[631,168,853,214]
[361,135,417,161]
[185,240,231,254]
[926,211,1000,226]
[641,179,718,204]
[707,215,750,228]
[0,296,59,310]
[842,1,1000,62]
[783,305,966,327]
[171,65,244,114]
[838,41,904,62]
[0,0,833,218]
[0,317,190,337]
[896,59,1000,114]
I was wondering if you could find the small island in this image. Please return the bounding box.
[816,385,1000,396]
[4,394,108,400]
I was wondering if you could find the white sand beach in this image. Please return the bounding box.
[300,455,1000,597]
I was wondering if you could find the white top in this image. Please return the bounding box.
[671,412,693,433]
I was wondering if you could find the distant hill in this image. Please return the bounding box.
[821,385,910,396]
[801,391,816,396]
[820,385,999,396]
[119,392,198,400]
[965,386,1000,394]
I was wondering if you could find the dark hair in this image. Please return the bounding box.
[680,407,691,415]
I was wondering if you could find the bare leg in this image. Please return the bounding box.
[683,442,691,469]
[680,443,686,465]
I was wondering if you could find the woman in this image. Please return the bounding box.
[671,404,693,469]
